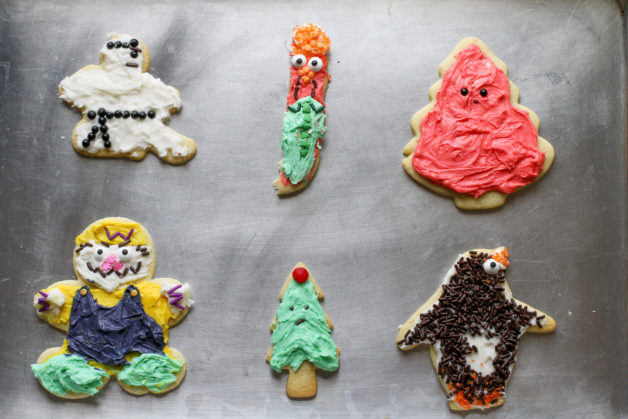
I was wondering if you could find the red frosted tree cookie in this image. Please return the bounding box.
[402,38,554,209]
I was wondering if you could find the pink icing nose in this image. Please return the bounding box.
[101,254,124,271]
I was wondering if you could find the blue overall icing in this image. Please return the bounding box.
[67,285,165,365]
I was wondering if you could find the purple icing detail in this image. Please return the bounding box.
[104,227,134,242]
[38,290,48,297]
[174,303,185,310]
[37,297,47,304]
[38,302,50,312]
[170,294,183,304]
[167,284,182,294]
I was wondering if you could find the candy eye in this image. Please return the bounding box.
[289,306,294,311]
[118,247,132,261]
[291,54,306,69]
[480,88,488,97]
[483,259,504,275]
[308,57,323,72]
[93,247,106,261]
[305,305,309,310]
[129,39,139,47]
[461,88,468,96]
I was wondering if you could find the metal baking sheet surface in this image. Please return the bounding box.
[0,0,625,417]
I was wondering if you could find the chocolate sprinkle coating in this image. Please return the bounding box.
[398,253,540,407]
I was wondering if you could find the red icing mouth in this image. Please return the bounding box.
[412,44,545,198]
[287,68,328,106]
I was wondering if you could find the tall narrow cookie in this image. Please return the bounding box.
[59,34,197,164]
[273,24,331,195]
[266,263,339,398]
[397,248,556,411]
[402,38,554,209]
[31,218,193,398]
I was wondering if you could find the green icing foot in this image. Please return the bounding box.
[31,354,108,397]
[118,353,183,393]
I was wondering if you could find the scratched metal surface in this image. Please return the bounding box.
[0,0,625,417]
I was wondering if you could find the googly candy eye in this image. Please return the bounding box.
[482,259,505,275]
[94,246,106,261]
[117,246,132,262]
[308,57,323,72]
[291,54,307,69]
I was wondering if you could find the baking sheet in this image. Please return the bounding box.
[0,0,625,417]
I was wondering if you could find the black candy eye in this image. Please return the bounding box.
[305,305,309,310]
[289,306,294,311]
[122,42,129,48]
[130,51,138,59]
[97,249,103,255]
[122,249,128,255]
[490,261,496,268]
[480,89,487,97]
[461,88,468,96]
[106,42,114,49]
[115,41,122,48]
[129,39,139,47]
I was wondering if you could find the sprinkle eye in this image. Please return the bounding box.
[289,306,294,311]
[97,249,103,255]
[461,88,468,96]
[308,57,323,72]
[122,249,128,255]
[483,259,504,275]
[305,305,309,310]
[291,54,307,69]
[480,88,488,97]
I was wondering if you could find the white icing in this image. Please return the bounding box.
[308,56,323,72]
[59,33,194,158]
[34,287,65,316]
[74,240,152,292]
[291,54,307,68]
[160,281,193,314]
[463,332,501,376]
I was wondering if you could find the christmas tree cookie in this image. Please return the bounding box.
[31,218,192,398]
[59,34,197,164]
[397,248,556,411]
[266,263,339,398]
[402,38,554,209]
[273,24,331,195]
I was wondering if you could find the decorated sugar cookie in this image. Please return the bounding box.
[266,263,339,398]
[397,248,556,411]
[31,218,192,398]
[273,24,331,195]
[402,38,555,209]
[59,34,197,164]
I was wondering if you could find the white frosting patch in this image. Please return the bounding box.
[74,240,152,292]
[160,281,193,314]
[59,34,193,158]
[34,287,66,316]
[464,333,501,376]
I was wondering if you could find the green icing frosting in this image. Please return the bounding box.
[31,354,108,396]
[280,97,326,185]
[118,353,183,392]
[270,279,339,373]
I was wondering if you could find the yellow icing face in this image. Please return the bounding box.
[73,218,156,292]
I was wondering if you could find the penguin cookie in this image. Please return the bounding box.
[31,218,192,398]
[59,34,197,164]
[397,248,556,411]
[266,263,339,398]
[273,24,331,195]
[402,38,554,209]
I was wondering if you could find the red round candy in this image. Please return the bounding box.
[292,267,309,283]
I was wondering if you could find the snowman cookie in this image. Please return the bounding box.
[397,248,556,411]
[59,34,197,164]
[273,24,331,195]
[31,217,192,398]
[402,38,554,209]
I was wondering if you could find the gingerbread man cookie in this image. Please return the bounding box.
[397,248,556,411]
[59,34,197,164]
[273,24,331,195]
[266,263,339,398]
[31,218,192,398]
[402,38,554,209]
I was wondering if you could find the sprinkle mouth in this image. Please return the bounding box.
[295,318,306,325]
[126,62,139,68]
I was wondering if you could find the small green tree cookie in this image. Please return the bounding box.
[266,262,339,398]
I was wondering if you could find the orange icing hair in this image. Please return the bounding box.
[291,23,330,58]
[491,247,509,267]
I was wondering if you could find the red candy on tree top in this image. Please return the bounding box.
[292,267,309,283]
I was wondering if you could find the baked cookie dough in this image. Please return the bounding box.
[31,217,192,398]
[402,38,554,209]
[273,24,331,195]
[266,263,339,398]
[397,248,556,411]
[59,34,197,164]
